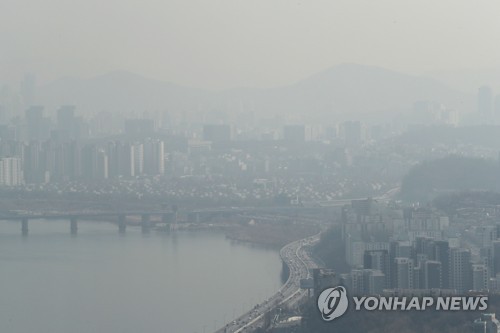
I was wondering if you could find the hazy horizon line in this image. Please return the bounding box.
[4,62,500,93]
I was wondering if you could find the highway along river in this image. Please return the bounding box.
[0,219,283,333]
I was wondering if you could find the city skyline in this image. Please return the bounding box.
[3,2,500,332]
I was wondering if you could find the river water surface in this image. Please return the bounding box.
[0,220,282,333]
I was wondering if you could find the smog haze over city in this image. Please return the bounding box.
[3,1,500,333]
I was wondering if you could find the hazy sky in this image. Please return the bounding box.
[1,0,500,89]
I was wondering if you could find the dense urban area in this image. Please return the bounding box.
[4,0,500,332]
[3,77,500,333]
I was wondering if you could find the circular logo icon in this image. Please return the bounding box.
[317,286,348,321]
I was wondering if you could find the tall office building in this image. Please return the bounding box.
[23,141,41,183]
[477,225,498,249]
[415,237,435,258]
[433,240,450,288]
[106,142,117,178]
[393,241,413,258]
[350,269,385,295]
[52,142,68,181]
[81,145,109,180]
[106,142,135,178]
[449,248,472,293]
[25,106,46,141]
[95,149,108,179]
[39,140,57,182]
[364,249,390,288]
[350,269,365,295]
[472,264,489,291]
[423,260,442,289]
[118,143,135,177]
[368,270,386,294]
[389,241,414,288]
[133,143,144,175]
[394,257,414,289]
[492,240,500,276]
[143,139,165,175]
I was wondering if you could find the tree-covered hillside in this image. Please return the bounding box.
[400,156,500,202]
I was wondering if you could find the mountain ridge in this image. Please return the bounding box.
[37,64,474,122]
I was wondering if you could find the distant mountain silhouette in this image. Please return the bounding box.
[37,64,473,121]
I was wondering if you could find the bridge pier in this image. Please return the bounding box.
[141,214,151,233]
[21,218,28,236]
[70,218,78,235]
[172,211,178,231]
[161,213,171,232]
[118,215,126,233]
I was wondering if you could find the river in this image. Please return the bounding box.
[0,220,283,333]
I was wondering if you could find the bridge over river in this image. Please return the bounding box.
[0,194,389,237]
[0,207,247,236]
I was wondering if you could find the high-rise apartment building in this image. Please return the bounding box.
[449,248,472,292]
[0,157,23,186]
